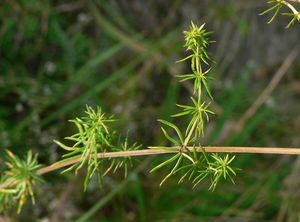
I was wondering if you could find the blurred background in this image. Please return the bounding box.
[1,0,300,221]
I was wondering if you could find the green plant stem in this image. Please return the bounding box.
[184,120,197,146]
[36,146,300,175]
[283,0,300,15]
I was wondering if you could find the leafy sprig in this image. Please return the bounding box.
[54,105,115,191]
[54,105,140,191]
[261,0,300,27]
[0,150,42,213]
[150,22,237,190]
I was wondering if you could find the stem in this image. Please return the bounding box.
[184,120,197,146]
[195,46,202,100]
[183,46,203,146]
[37,146,300,175]
[283,0,300,16]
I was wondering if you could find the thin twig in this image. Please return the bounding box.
[37,146,300,175]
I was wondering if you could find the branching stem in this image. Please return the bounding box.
[37,146,300,175]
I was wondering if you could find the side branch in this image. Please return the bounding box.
[37,146,300,175]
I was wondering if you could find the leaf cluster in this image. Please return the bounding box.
[151,148,236,191]
[0,150,42,213]
[261,0,300,27]
[106,136,141,178]
[54,105,140,191]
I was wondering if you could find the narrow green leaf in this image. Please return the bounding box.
[150,153,180,173]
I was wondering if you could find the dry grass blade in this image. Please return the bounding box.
[234,44,300,132]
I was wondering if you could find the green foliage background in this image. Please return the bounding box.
[1,0,300,221]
